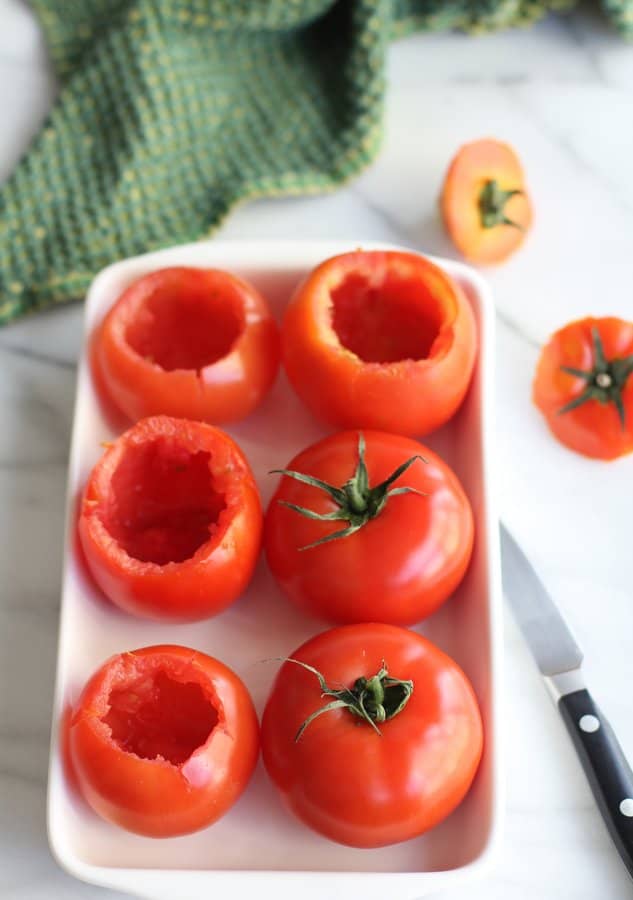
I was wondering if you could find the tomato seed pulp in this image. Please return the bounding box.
[331,269,446,364]
[124,278,245,372]
[104,669,219,765]
[100,437,226,566]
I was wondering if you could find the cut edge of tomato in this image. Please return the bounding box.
[82,419,247,572]
[107,268,252,378]
[74,650,226,772]
[311,253,459,369]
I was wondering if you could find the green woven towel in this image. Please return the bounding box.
[0,0,629,324]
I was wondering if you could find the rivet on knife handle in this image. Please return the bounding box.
[558,688,633,878]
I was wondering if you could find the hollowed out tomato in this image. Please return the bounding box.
[95,267,279,424]
[79,416,262,621]
[281,250,477,436]
[69,645,259,836]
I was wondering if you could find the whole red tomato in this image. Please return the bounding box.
[533,316,633,460]
[95,266,279,424]
[69,645,259,837]
[79,416,262,621]
[265,430,473,625]
[281,250,477,436]
[261,623,483,848]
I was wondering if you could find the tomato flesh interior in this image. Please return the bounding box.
[330,270,445,364]
[101,437,226,565]
[104,669,218,765]
[125,282,245,371]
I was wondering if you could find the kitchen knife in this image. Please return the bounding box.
[500,523,633,877]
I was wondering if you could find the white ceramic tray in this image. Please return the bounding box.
[47,240,503,900]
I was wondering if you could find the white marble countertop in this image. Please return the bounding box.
[2,1,633,897]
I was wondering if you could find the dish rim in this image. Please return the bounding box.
[46,239,503,899]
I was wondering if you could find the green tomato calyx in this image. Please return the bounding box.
[271,432,427,550]
[478,178,524,230]
[283,658,414,742]
[558,327,633,429]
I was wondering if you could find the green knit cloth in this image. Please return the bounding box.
[0,0,629,324]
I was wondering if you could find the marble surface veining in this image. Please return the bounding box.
[1,1,633,897]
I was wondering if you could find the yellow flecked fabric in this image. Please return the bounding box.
[0,0,628,323]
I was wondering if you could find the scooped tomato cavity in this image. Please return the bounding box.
[330,268,443,364]
[69,645,259,837]
[79,416,262,621]
[281,250,477,436]
[95,266,280,424]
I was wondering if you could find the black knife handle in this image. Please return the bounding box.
[559,688,633,877]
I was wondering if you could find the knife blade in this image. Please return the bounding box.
[500,522,633,878]
[500,523,583,677]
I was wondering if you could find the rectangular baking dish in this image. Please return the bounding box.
[47,240,503,900]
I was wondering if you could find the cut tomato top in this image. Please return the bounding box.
[95,266,280,424]
[281,250,477,436]
[441,138,532,264]
[79,416,262,620]
[533,316,633,460]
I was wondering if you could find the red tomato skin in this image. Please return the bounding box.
[69,645,259,837]
[261,624,483,848]
[281,251,477,436]
[533,317,633,460]
[79,417,262,621]
[265,431,473,626]
[96,267,279,425]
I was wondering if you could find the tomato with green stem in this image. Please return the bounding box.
[261,623,483,848]
[68,645,259,837]
[265,430,473,625]
[533,317,633,460]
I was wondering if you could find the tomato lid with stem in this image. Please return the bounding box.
[558,326,633,428]
[478,179,525,231]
